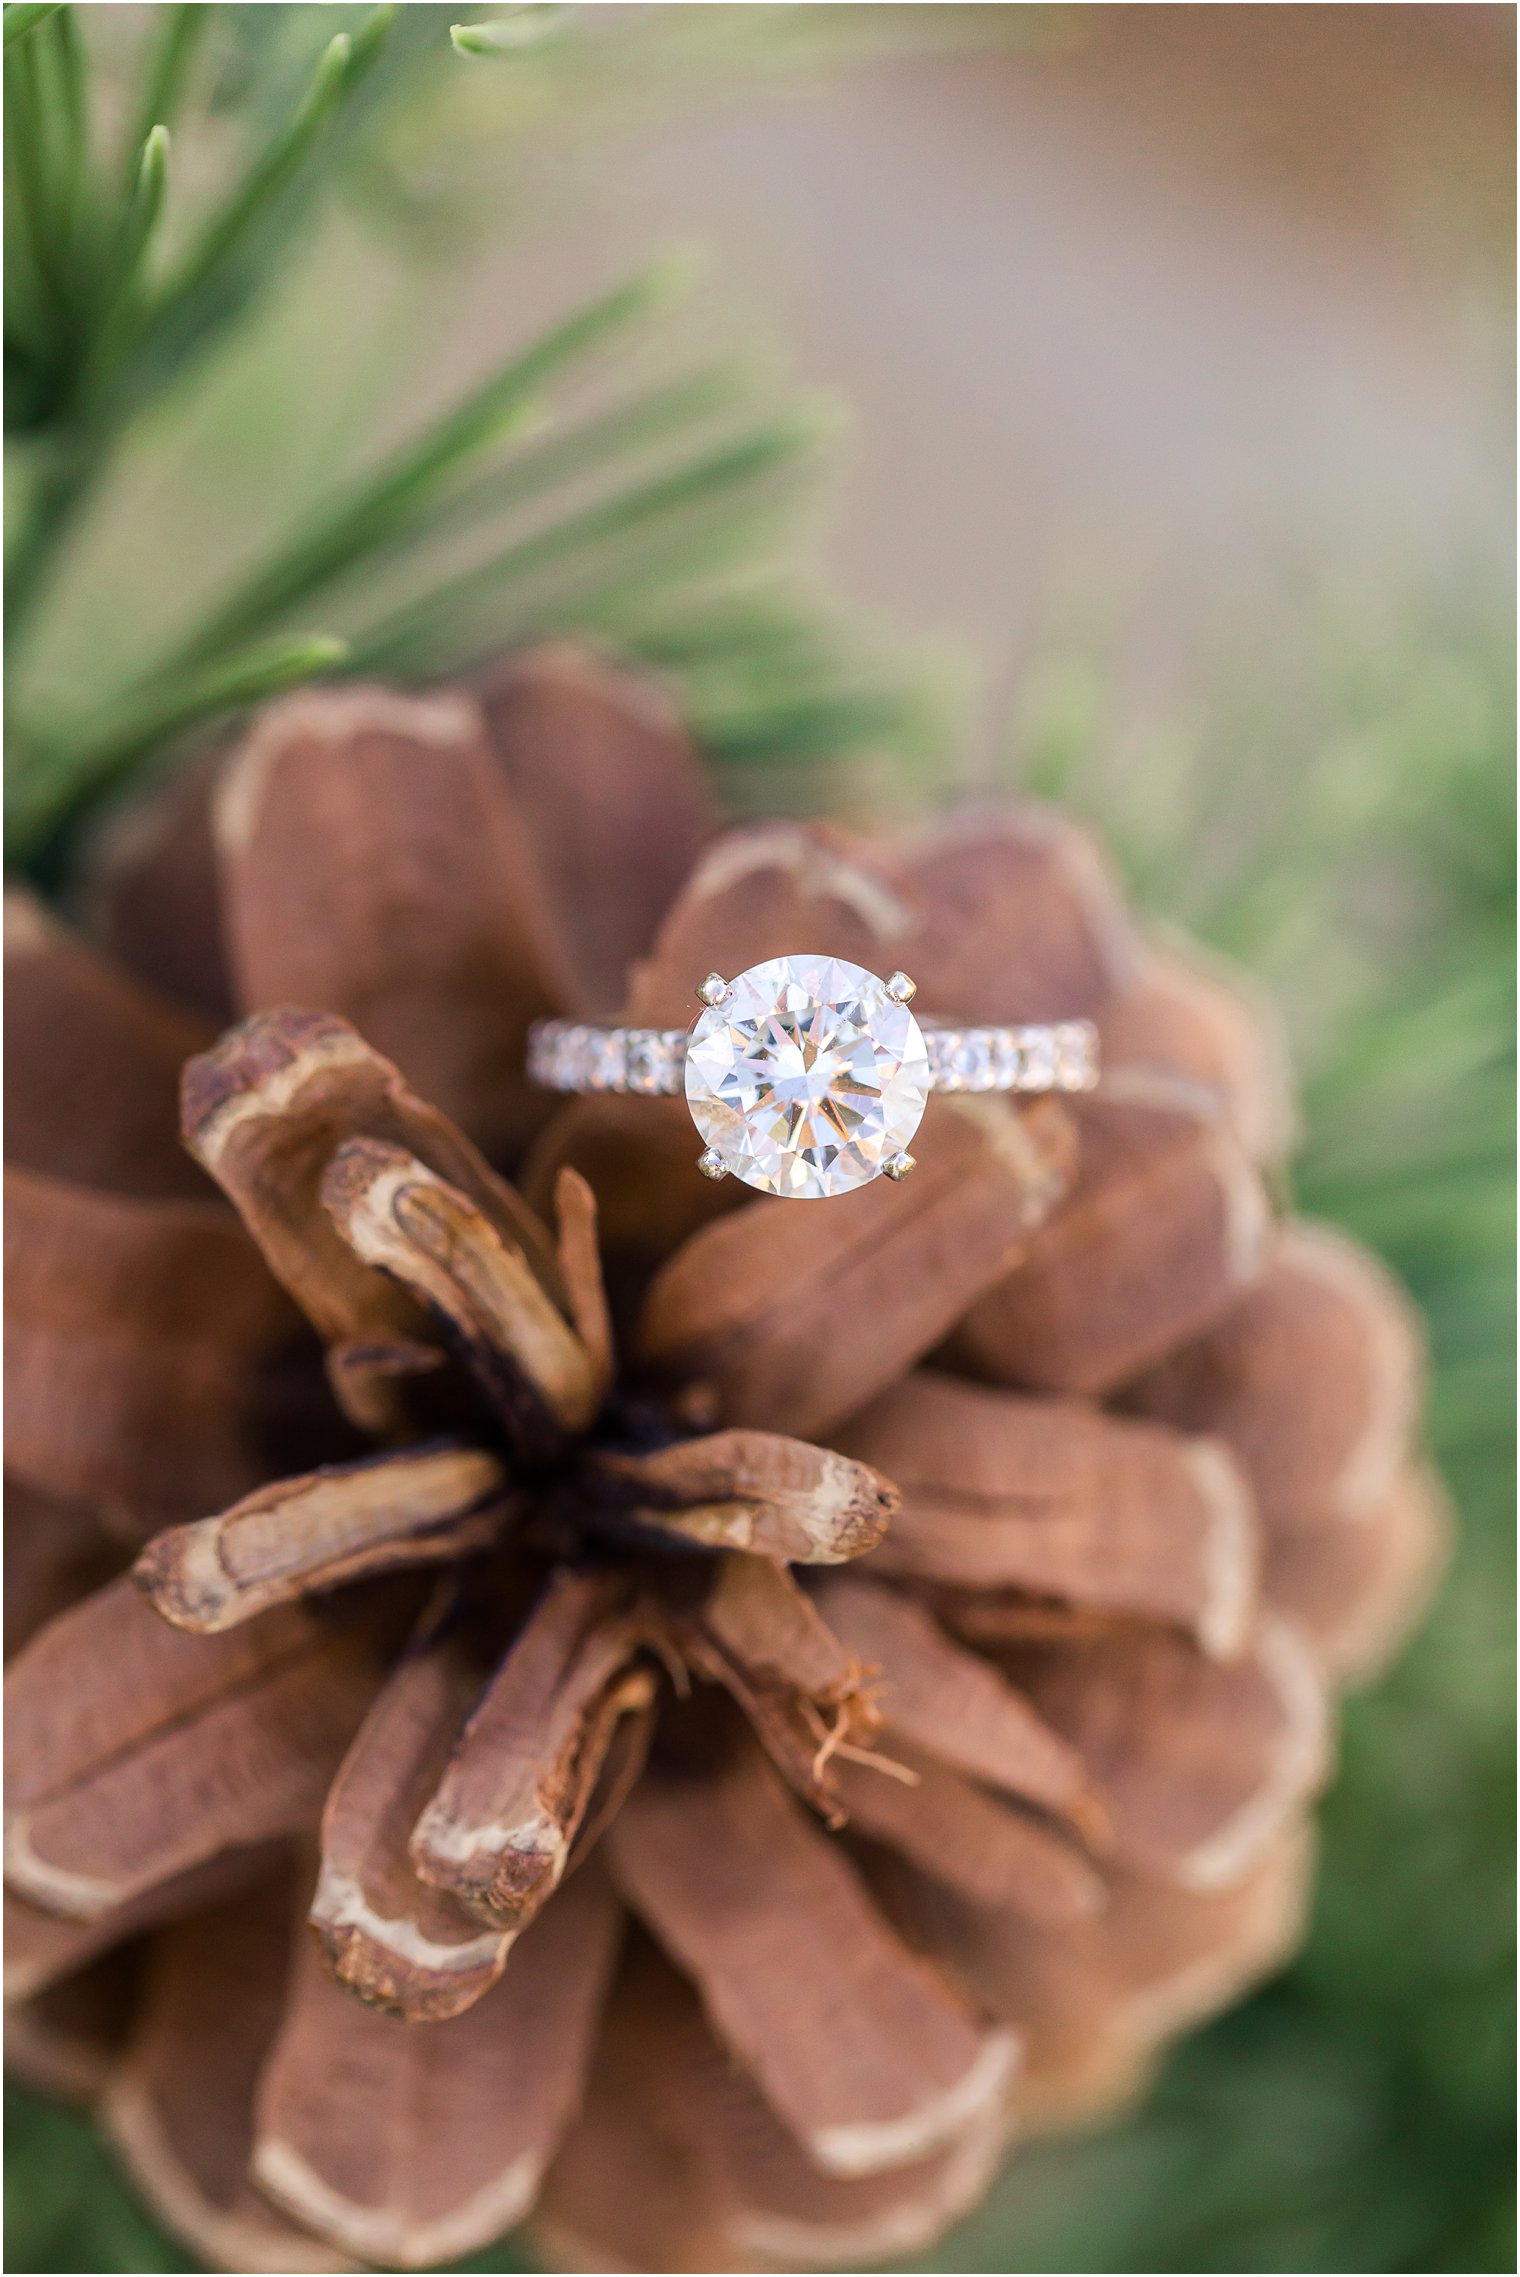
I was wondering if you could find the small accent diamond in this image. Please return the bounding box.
[587,1032,626,1091]
[1054,1021,1097,1089]
[625,1030,681,1096]
[1019,1026,1059,1089]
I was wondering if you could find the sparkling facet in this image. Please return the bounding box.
[626,1031,679,1095]
[991,1029,1024,1088]
[1020,1026,1059,1089]
[684,954,931,1199]
[1054,1020,1098,1090]
[587,1032,626,1090]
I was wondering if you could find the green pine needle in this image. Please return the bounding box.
[451,9,564,59]
[350,3,400,84]
[2,2,61,52]
[119,2,203,176]
[167,256,695,662]
[93,121,168,326]
[344,410,829,673]
[148,29,354,344]
[414,365,751,544]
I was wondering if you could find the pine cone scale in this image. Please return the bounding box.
[181,1007,565,1397]
[408,1569,651,1936]
[312,1631,516,2023]
[637,1093,1075,1439]
[1007,1622,1329,1892]
[132,1446,509,1635]
[5,1845,288,2011]
[5,1580,386,1923]
[1097,935,1296,1162]
[604,1738,1017,2179]
[882,806,1142,1021]
[666,1556,884,1819]
[215,689,563,1165]
[6,1166,299,1528]
[815,1571,1093,1822]
[250,1856,623,2272]
[832,1741,1105,1921]
[5,888,217,1200]
[836,1371,1258,1655]
[1124,1220,1423,1521]
[320,1139,604,1446]
[594,1430,897,1564]
[576,1940,1010,2271]
[954,1078,1271,1394]
[475,644,718,1019]
[104,1869,365,2274]
[624,821,915,1029]
[880,1830,1312,2133]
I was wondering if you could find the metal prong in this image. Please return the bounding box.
[883,1150,917,1181]
[697,1147,730,1181]
[885,970,917,1004]
[696,973,730,1007]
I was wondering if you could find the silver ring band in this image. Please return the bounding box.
[528,1015,1099,1098]
[527,956,1097,1198]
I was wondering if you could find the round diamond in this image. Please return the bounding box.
[684,954,930,1199]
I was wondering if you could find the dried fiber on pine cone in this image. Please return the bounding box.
[4,645,1444,2274]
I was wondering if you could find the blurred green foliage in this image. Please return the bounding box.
[5,1,941,872]
[5,6,1514,2274]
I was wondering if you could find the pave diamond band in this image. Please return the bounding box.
[528,954,1097,1201]
[528,1016,1099,1098]
[529,1023,689,1096]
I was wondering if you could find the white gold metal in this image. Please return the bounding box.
[528,1014,1098,1098]
[526,954,1098,1201]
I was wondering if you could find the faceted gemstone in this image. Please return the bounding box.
[625,1030,683,1095]
[587,1031,627,1091]
[991,1029,1025,1088]
[684,954,930,1199]
[1055,1020,1097,1089]
[926,1027,997,1092]
[1020,1026,1059,1090]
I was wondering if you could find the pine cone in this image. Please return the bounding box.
[5,646,1446,2274]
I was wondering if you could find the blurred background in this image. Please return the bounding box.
[6,5,1514,2271]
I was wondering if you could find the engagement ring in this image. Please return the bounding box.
[528,953,1097,1200]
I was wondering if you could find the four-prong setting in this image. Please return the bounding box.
[684,954,931,1200]
[529,964,1097,1197]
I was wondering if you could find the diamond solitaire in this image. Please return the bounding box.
[527,962,1098,1199]
[684,955,931,1199]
